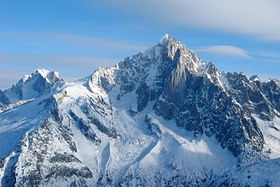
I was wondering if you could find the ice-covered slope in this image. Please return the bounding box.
[1,35,280,186]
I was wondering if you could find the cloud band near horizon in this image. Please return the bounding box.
[97,0,280,41]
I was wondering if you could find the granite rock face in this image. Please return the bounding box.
[107,35,266,160]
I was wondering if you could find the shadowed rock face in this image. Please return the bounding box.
[225,73,278,121]
[262,80,280,112]
[111,36,266,159]
[0,90,10,107]
[154,71,264,158]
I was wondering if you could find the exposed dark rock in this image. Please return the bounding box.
[88,117,118,139]
[0,90,10,107]
[45,166,93,179]
[50,153,81,163]
[0,158,4,168]
[136,82,150,111]
[1,153,19,187]
[69,110,101,145]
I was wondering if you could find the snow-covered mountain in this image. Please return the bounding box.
[1,34,280,186]
[3,69,64,103]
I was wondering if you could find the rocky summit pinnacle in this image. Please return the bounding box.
[0,35,280,186]
[159,33,176,43]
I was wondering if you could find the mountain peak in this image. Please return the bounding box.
[159,33,178,44]
[160,33,173,41]
[22,69,61,84]
[34,69,51,78]
[4,69,64,103]
[153,34,205,72]
[156,34,193,57]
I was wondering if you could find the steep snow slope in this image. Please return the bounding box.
[0,35,280,186]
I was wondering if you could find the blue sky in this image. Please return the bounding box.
[0,0,280,89]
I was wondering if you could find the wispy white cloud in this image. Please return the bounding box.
[258,51,280,58]
[0,32,148,89]
[0,52,119,70]
[0,32,148,52]
[195,45,251,58]
[256,59,280,63]
[251,50,280,63]
[98,0,280,41]
[53,33,148,51]
[0,53,120,89]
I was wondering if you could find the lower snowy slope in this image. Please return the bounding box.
[0,78,237,186]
